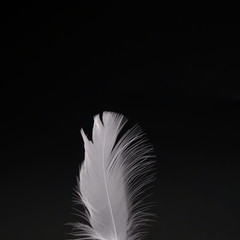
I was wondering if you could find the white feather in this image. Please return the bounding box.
[71,112,155,240]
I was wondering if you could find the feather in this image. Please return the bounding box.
[71,111,155,240]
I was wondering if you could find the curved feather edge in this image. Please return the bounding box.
[70,111,156,240]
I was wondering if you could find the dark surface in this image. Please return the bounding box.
[1,3,240,240]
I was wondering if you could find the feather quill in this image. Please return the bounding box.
[71,111,155,240]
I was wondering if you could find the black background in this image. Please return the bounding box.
[1,3,240,240]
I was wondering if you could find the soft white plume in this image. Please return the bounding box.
[71,112,155,240]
